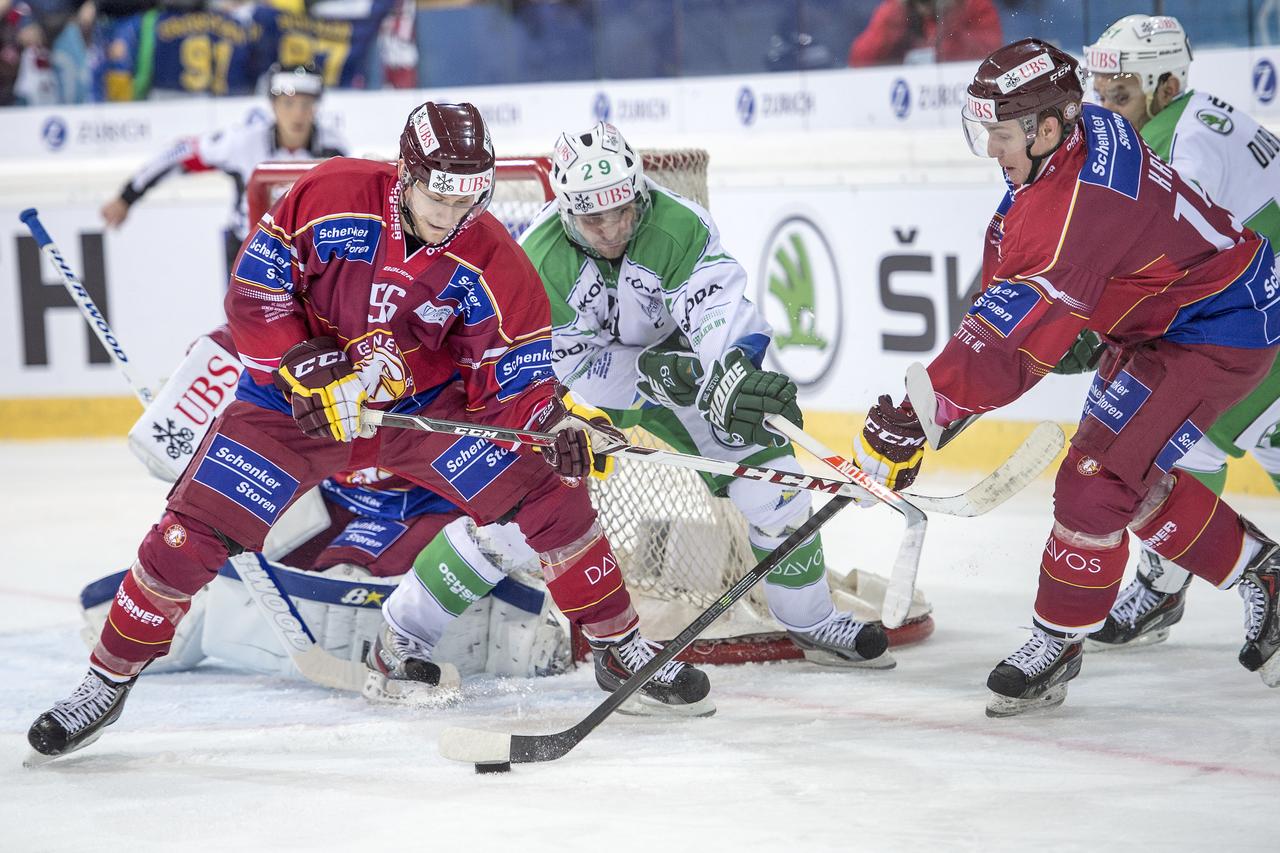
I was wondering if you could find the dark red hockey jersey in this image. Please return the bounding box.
[930,104,1280,425]
[226,157,556,430]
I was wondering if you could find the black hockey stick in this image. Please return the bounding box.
[438,493,858,768]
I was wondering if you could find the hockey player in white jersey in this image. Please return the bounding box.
[1081,14,1280,650]
[99,63,347,272]
[371,122,896,699]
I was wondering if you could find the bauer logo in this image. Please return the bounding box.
[495,338,553,401]
[758,215,841,387]
[313,216,382,264]
[1254,59,1277,105]
[1083,369,1152,434]
[192,435,299,524]
[435,264,496,325]
[235,229,292,291]
[969,281,1041,337]
[431,436,517,501]
[891,79,911,119]
[1155,419,1204,473]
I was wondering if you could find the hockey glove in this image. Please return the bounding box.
[1052,330,1105,375]
[273,337,372,442]
[532,390,628,482]
[854,395,926,491]
[636,331,704,408]
[696,348,802,448]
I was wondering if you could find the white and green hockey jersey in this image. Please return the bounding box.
[519,180,771,410]
[1144,89,1280,242]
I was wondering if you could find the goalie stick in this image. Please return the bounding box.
[19,209,154,404]
[229,552,370,692]
[361,410,1062,519]
[438,492,862,768]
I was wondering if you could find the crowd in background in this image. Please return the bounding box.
[0,0,1269,107]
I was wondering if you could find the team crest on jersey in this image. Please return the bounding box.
[312,216,382,264]
[1076,456,1100,476]
[435,263,497,325]
[347,330,411,402]
[163,523,188,548]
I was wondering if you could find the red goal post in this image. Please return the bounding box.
[245,152,933,665]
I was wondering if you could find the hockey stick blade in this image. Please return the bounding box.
[904,362,977,450]
[438,495,859,766]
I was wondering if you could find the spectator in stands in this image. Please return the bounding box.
[0,0,56,104]
[849,0,1002,67]
[99,63,346,272]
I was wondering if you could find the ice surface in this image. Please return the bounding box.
[2,440,1277,852]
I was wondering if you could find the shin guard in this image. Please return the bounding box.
[1034,528,1129,634]
[1130,470,1250,588]
[540,522,638,641]
[91,561,194,678]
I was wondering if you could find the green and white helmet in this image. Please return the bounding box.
[549,122,650,248]
[1085,14,1192,96]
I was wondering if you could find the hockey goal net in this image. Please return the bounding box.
[246,152,932,664]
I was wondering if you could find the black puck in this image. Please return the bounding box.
[475,761,512,774]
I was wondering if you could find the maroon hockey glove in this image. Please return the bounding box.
[273,337,370,442]
[854,395,926,491]
[531,392,627,481]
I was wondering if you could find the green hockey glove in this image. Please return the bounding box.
[696,349,802,447]
[637,331,704,408]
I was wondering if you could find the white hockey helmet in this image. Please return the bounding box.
[549,122,650,253]
[1084,14,1192,96]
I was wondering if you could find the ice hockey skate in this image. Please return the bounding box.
[26,669,136,766]
[1236,531,1280,686]
[1085,551,1193,652]
[590,629,715,717]
[985,628,1083,718]
[787,612,896,669]
[363,622,461,707]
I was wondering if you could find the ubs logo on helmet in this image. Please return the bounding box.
[737,86,757,125]
[965,95,997,121]
[1254,59,1277,105]
[890,79,911,119]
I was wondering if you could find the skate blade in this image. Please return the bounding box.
[801,648,897,669]
[1083,628,1170,654]
[362,664,462,708]
[615,693,717,718]
[985,683,1069,718]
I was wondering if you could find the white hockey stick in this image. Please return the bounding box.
[361,409,1059,518]
[230,552,369,692]
[19,208,154,404]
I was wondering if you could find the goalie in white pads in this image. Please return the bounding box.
[374,121,895,687]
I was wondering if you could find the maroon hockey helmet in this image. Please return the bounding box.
[962,38,1085,159]
[398,102,496,244]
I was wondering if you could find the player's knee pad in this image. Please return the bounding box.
[137,510,236,595]
[1052,447,1146,536]
[1128,469,1251,588]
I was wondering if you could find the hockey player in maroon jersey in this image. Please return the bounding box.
[28,102,714,762]
[853,39,1280,717]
